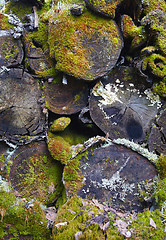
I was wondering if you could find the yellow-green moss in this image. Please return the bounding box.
[153,81,166,97]
[157,154,166,178]
[48,136,72,164]
[142,9,166,56]
[0,13,13,30]
[1,41,19,60]
[153,178,166,208]
[0,153,6,163]
[142,0,166,15]
[49,117,71,132]
[0,191,51,239]
[89,0,123,18]
[58,128,90,146]
[46,3,122,80]
[52,195,104,239]
[122,14,147,48]
[129,209,166,239]
[63,151,88,195]
[142,53,166,78]
[5,1,32,19]
[52,195,124,239]
[11,153,64,204]
[23,31,56,78]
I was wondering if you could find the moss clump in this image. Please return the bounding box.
[48,136,72,164]
[10,152,64,204]
[50,117,71,132]
[141,9,166,56]
[52,195,101,239]
[0,13,13,30]
[46,2,122,80]
[157,154,166,178]
[1,41,19,61]
[88,0,123,18]
[142,0,166,15]
[63,151,87,195]
[153,81,166,97]
[0,191,51,239]
[121,15,147,48]
[129,209,166,239]
[0,153,6,164]
[57,127,90,146]
[142,53,166,78]
[23,31,56,78]
[52,195,124,239]
[4,1,32,19]
[153,178,166,209]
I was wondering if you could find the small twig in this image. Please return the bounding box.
[33,6,39,29]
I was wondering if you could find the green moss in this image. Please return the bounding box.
[142,0,166,15]
[157,154,166,178]
[153,81,166,97]
[58,128,89,146]
[48,136,72,164]
[142,53,166,78]
[31,20,49,51]
[129,209,166,239]
[23,31,56,78]
[0,13,13,30]
[89,0,123,18]
[1,41,19,61]
[52,195,124,239]
[122,15,147,48]
[11,153,64,204]
[50,117,71,132]
[0,153,6,164]
[46,2,122,80]
[142,9,166,56]
[63,151,89,196]
[153,178,166,208]
[5,1,32,19]
[52,195,105,239]
[0,191,51,239]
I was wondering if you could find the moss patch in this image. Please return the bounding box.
[142,53,166,78]
[50,117,71,132]
[0,191,51,239]
[142,0,166,15]
[88,0,123,18]
[46,2,122,80]
[129,209,166,239]
[8,145,64,204]
[121,14,147,48]
[48,135,72,164]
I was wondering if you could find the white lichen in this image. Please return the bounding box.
[110,138,158,164]
[92,81,161,128]
[144,89,162,109]
[0,175,10,192]
[90,157,135,202]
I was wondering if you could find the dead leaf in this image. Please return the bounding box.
[75,231,83,240]
[150,218,157,229]
[54,222,67,228]
[88,211,95,216]
[92,199,104,210]
[48,182,55,194]
[113,219,131,238]
[0,208,6,222]
[67,209,76,214]
[45,209,57,222]
[82,199,89,207]
[102,221,110,232]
